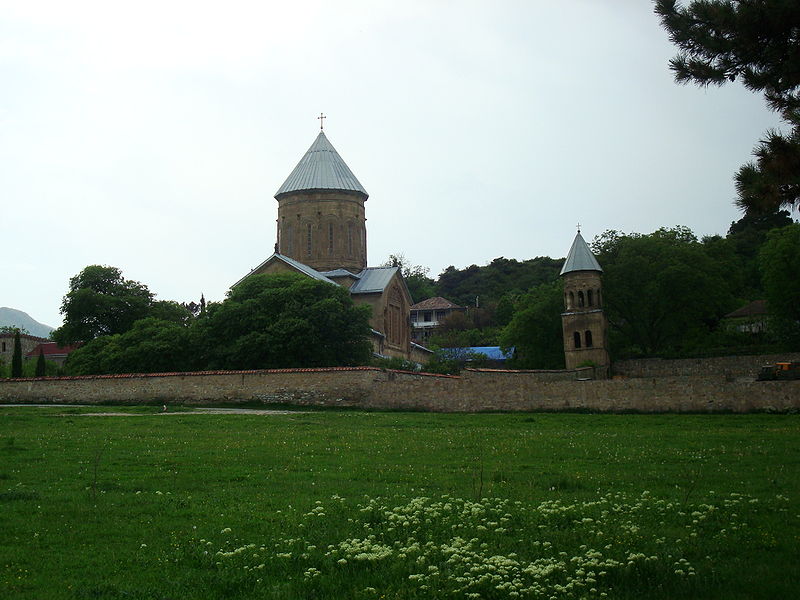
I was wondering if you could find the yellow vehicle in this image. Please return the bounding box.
[757,362,800,381]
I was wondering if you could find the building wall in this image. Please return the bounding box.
[613,353,800,379]
[0,334,48,365]
[276,191,367,273]
[1,363,797,413]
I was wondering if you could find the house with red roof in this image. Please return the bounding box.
[25,342,80,367]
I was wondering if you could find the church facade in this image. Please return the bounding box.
[235,128,422,361]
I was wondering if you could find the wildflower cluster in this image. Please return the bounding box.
[173,491,782,598]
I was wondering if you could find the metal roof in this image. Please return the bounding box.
[560,232,602,275]
[231,253,337,288]
[349,267,399,294]
[275,131,368,199]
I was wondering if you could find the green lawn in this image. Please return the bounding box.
[1,408,798,599]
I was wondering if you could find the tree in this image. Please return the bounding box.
[381,253,436,303]
[196,273,373,370]
[66,318,196,375]
[759,224,800,345]
[52,265,153,345]
[594,227,737,356]
[35,347,46,377]
[500,281,565,369]
[656,0,800,214]
[11,329,22,378]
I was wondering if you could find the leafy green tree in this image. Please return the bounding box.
[500,281,564,369]
[66,318,196,375]
[11,329,22,377]
[656,0,800,214]
[196,273,373,370]
[149,300,193,325]
[381,253,436,303]
[53,265,154,345]
[436,256,563,307]
[35,347,46,377]
[595,227,737,357]
[759,224,800,345]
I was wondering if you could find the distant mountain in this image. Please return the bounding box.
[0,307,54,338]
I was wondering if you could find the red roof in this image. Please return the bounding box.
[25,342,80,358]
[724,300,768,319]
[410,296,463,311]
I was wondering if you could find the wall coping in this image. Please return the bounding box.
[0,365,462,383]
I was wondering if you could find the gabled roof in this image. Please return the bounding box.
[724,299,768,319]
[560,231,602,275]
[410,296,462,311]
[275,131,368,199]
[25,342,79,358]
[232,253,337,289]
[349,267,400,294]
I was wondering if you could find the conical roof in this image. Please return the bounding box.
[560,231,602,275]
[275,131,368,199]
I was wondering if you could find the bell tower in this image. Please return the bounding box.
[560,230,609,373]
[274,128,368,273]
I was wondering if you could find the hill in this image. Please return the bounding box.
[0,307,54,338]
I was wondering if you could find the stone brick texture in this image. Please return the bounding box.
[1,355,798,413]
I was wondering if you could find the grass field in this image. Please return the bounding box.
[1,407,798,599]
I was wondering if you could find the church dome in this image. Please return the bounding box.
[275,131,368,200]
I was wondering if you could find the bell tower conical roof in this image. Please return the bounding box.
[560,231,602,275]
[275,131,368,200]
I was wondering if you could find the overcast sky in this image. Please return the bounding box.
[1,0,790,328]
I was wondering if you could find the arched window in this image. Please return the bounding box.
[578,291,585,307]
[348,222,354,257]
[328,222,334,255]
[306,223,313,256]
[568,291,575,309]
[585,330,593,347]
[284,224,293,255]
[597,289,602,307]
[587,289,594,306]
[573,331,581,349]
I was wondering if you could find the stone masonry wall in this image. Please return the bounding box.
[613,353,800,379]
[0,364,797,413]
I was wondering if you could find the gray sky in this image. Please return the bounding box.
[1,0,789,328]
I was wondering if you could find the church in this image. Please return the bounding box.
[234,124,429,362]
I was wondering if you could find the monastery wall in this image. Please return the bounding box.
[613,353,800,379]
[0,364,797,413]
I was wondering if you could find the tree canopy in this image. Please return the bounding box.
[500,281,565,369]
[656,0,800,214]
[52,265,154,345]
[593,227,737,357]
[759,223,800,343]
[196,273,373,370]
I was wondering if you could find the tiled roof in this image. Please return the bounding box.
[560,232,602,275]
[724,299,768,319]
[25,342,79,358]
[275,131,368,199]
[410,296,462,311]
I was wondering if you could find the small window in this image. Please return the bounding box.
[568,291,574,309]
[587,289,594,306]
[597,289,602,306]
[306,223,313,256]
[423,311,432,322]
[573,332,581,349]
[1,342,5,352]
[585,330,593,347]
[328,223,334,255]
[578,291,585,307]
